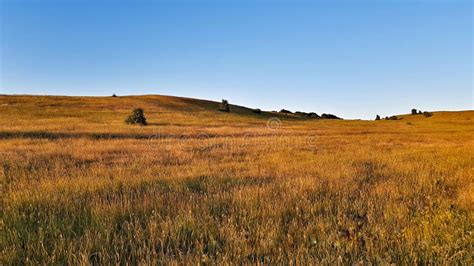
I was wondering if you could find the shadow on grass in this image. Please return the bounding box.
[0,130,222,140]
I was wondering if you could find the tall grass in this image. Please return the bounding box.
[1,95,473,264]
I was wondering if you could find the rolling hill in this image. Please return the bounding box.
[1,94,473,264]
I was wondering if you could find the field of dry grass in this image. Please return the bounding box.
[1,95,473,264]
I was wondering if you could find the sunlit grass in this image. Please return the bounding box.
[1,95,473,264]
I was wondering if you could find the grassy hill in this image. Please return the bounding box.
[0,95,312,133]
[1,95,473,264]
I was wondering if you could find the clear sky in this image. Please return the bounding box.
[0,0,472,119]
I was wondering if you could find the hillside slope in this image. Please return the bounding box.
[0,94,311,132]
[1,94,472,131]
[1,95,473,264]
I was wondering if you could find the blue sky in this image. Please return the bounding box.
[0,0,472,119]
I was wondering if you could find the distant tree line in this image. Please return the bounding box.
[123,102,439,126]
[279,109,341,119]
[411,108,433,117]
[217,99,342,119]
[374,108,433,121]
[123,98,349,126]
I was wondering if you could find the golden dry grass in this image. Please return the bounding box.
[1,95,473,264]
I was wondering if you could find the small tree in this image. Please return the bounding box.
[411,109,417,115]
[423,111,433,118]
[125,108,147,126]
[218,99,230,112]
[252,108,261,114]
[295,111,308,116]
[321,113,341,119]
[112,93,117,97]
[308,112,320,118]
[375,115,381,120]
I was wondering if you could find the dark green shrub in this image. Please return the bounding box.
[386,116,399,120]
[411,109,417,115]
[295,111,320,118]
[252,108,261,114]
[280,109,292,114]
[321,113,341,119]
[295,111,308,116]
[308,112,320,118]
[375,115,381,120]
[125,108,147,125]
[112,94,117,97]
[218,99,230,112]
[423,111,433,117]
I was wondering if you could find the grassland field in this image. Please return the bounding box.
[0,95,473,264]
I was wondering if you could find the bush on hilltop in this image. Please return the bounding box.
[218,99,230,112]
